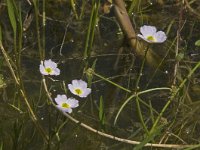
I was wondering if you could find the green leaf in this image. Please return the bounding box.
[6,0,17,33]
[99,96,105,125]
[195,40,200,47]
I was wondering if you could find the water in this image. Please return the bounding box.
[1,0,200,149]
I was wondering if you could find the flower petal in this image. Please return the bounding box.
[138,34,155,43]
[154,31,167,43]
[66,108,72,113]
[53,68,60,76]
[68,84,75,94]
[55,94,67,105]
[81,88,91,98]
[138,25,167,43]
[67,98,79,108]
[137,34,147,41]
[39,59,60,76]
[39,64,48,75]
[140,25,157,37]
[79,80,88,89]
[72,80,79,87]
[68,79,91,98]
[44,59,57,68]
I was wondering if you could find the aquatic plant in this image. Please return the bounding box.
[39,59,60,76]
[137,25,167,43]
[1,0,200,149]
[68,79,91,98]
[55,94,79,113]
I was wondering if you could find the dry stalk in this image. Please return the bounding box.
[113,0,162,68]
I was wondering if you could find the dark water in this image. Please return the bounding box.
[1,0,200,149]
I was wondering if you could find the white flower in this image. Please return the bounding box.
[55,94,79,113]
[68,79,91,98]
[137,25,167,43]
[39,59,60,76]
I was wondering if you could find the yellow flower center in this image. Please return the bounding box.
[45,67,53,74]
[62,103,70,108]
[75,89,82,95]
[147,36,156,42]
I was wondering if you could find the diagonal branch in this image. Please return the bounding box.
[113,0,162,68]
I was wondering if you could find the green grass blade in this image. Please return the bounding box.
[88,0,100,54]
[114,88,171,125]
[6,0,18,55]
[6,0,17,33]
[0,141,3,150]
[99,96,105,125]
[83,1,95,59]
[184,144,200,150]
[17,3,23,50]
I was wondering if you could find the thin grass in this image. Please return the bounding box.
[83,0,100,59]
[150,60,200,135]
[114,87,171,125]
[1,0,49,145]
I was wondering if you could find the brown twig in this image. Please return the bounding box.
[184,0,200,19]
[172,3,186,86]
[113,0,162,68]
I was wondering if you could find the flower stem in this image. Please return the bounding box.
[114,87,171,125]
[135,46,149,135]
[91,70,131,93]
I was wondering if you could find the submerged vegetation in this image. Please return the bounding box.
[0,0,200,149]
